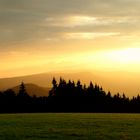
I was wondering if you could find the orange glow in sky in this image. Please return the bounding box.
[1,0,140,96]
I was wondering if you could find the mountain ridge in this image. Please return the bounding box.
[1,71,140,97]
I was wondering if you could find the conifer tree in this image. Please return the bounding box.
[17,82,29,98]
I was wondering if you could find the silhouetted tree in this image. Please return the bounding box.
[17,82,28,97]
[17,82,31,111]
[2,77,140,113]
[49,77,57,97]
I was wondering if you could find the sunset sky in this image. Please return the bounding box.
[0,0,140,96]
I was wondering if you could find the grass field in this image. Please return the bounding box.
[0,113,140,140]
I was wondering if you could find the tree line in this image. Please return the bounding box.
[0,78,140,113]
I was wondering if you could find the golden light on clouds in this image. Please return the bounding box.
[64,32,119,39]
[46,15,98,27]
[67,16,97,26]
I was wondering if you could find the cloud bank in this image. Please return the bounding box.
[0,0,140,47]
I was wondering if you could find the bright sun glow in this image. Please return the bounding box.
[105,48,140,63]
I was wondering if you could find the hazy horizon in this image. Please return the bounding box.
[0,71,140,98]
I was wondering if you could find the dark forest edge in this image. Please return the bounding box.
[0,77,140,113]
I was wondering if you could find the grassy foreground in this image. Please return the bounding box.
[0,113,140,140]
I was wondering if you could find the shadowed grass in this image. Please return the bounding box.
[0,113,140,140]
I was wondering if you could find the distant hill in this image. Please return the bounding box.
[11,83,50,97]
[0,72,96,90]
[0,72,97,97]
[1,71,140,97]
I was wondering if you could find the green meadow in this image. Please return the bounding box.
[0,113,140,140]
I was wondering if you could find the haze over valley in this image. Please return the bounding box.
[0,71,140,98]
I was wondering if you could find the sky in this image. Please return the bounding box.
[1,0,140,96]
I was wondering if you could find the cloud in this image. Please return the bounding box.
[45,16,98,27]
[0,0,140,46]
[45,15,140,28]
[63,32,120,40]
